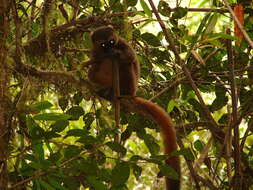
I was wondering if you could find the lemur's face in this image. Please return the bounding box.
[91,26,118,53]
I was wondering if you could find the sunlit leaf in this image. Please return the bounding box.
[140,0,152,17]
[167,99,176,113]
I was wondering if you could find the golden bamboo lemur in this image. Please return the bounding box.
[88,26,180,190]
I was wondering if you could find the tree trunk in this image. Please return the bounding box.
[0,1,11,189]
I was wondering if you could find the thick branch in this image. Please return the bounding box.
[12,57,93,91]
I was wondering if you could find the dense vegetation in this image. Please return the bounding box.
[0,0,253,189]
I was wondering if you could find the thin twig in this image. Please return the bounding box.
[149,76,185,101]
[226,105,233,182]
[226,28,242,189]
[240,119,253,150]
[177,139,201,190]
[193,137,213,171]
[183,8,228,13]
[204,48,220,63]
[177,121,219,134]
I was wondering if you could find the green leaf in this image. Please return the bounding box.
[33,113,71,121]
[140,0,152,17]
[26,116,45,139]
[204,33,238,42]
[106,142,127,156]
[210,86,228,112]
[172,7,187,19]
[176,148,195,161]
[87,176,107,190]
[32,142,44,160]
[126,0,138,7]
[194,140,204,152]
[150,154,168,161]
[50,120,69,132]
[29,161,42,169]
[73,91,83,105]
[77,135,97,145]
[204,13,218,35]
[63,145,82,159]
[111,162,130,186]
[96,151,106,165]
[29,101,53,111]
[62,176,80,189]
[83,112,95,128]
[48,152,62,163]
[66,106,84,120]
[186,13,211,59]
[167,99,176,113]
[47,177,68,190]
[58,97,68,111]
[39,180,55,190]
[79,159,99,176]
[132,163,142,180]
[23,154,36,162]
[65,129,85,138]
[218,113,229,124]
[130,155,143,161]
[143,133,160,155]
[121,129,132,141]
[158,0,171,17]
[141,32,161,47]
[210,96,228,112]
[17,3,28,17]
[159,164,179,180]
[188,99,205,118]
[98,168,111,182]
[44,131,61,139]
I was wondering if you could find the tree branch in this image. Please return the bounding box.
[12,57,93,92]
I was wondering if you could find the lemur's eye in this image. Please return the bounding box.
[109,40,115,44]
[101,43,106,48]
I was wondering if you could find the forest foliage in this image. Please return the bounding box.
[1,0,253,189]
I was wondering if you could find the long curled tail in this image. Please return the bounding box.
[133,97,180,190]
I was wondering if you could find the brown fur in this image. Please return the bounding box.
[88,26,180,190]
